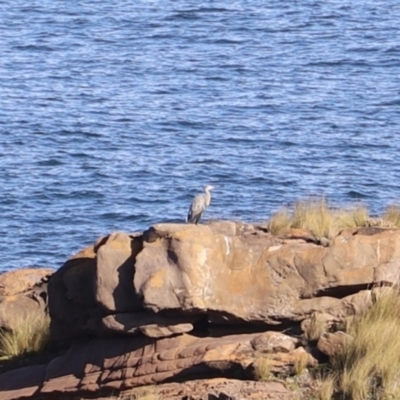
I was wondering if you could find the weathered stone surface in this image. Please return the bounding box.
[0,332,313,400]
[95,232,142,313]
[48,242,101,340]
[251,331,298,353]
[0,295,43,331]
[282,228,316,242]
[135,223,284,321]
[101,312,194,338]
[138,378,295,400]
[0,268,53,297]
[135,223,400,324]
[0,365,46,400]
[62,246,98,307]
[48,233,142,339]
[317,331,353,358]
[0,268,53,331]
[140,322,194,338]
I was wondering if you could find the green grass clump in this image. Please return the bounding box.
[324,288,400,399]
[268,199,369,240]
[0,311,50,359]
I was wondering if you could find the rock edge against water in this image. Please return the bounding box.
[0,221,399,399]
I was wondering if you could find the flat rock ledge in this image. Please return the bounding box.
[0,221,399,399]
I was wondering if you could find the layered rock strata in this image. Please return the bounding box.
[0,331,316,400]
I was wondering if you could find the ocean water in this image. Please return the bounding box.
[1,0,400,271]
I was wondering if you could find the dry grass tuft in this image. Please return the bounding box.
[327,287,400,399]
[292,199,335,240]
[0,311,50,359]
[318,375,335,400]
[303,313,329,342]
[268,199,369,240]
[293,352,309,376]
[120,386,160,400]
[267,208,292,236]
[383,204,400,227]
[254,356,273,381]
[336,204,369,230]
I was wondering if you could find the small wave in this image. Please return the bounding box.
[374,99,400,107]
[147,33,174,40]
[70,152,93,158]
[194,7,233,13]
[204,76,229,82]
[166,12,202,21]
[213,39,246,45]
[37,159,64,167]
[13,45,55,52]
[279,140,297,147]
[306,59,348,67]
[190,158,226,165]
[385,46,400,54]
[170,7,232,15]
[53,190,105,199]
[347,190,372,199]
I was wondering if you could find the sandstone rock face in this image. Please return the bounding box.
[135,223,284,322]
[0,268,53,331]
[135,224,400,324]
[0,331,314,400]
[95,232,142,313]
[48,233,143,339]
[47,242,100,339]
[48,223,400,339]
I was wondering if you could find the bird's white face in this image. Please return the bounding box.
[205,185,215,191]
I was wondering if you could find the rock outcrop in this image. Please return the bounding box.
[2,221,400,399]
[48,232,147,340]
[49,222,400,340]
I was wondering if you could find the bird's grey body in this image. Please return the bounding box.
[187,185,214,224]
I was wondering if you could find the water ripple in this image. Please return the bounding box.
[1,0,400,270]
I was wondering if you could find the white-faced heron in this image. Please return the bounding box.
[186,185,215,224]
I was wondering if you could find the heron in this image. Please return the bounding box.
[186,185,215,224]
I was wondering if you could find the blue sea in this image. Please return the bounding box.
[1,0,400,271]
